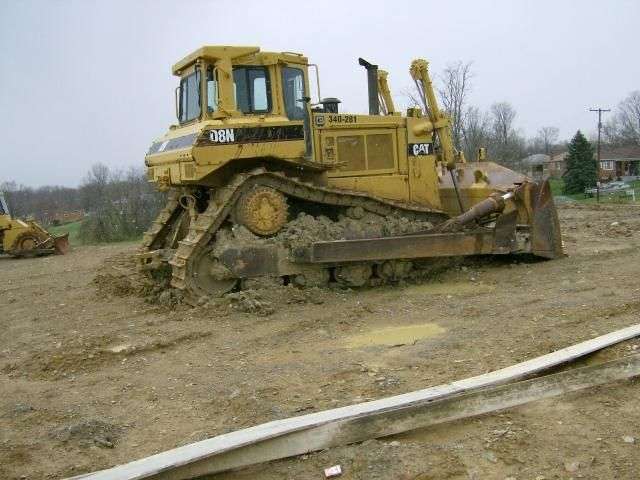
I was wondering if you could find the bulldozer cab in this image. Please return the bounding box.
[172,46,310,124]
[143,46,316,184]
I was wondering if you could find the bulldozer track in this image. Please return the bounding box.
[141,168,449,300]
[140,189,181,250]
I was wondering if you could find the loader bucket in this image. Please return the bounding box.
[530,179,564,259]
[53,234,70,255]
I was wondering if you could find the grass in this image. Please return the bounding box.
[47,220,83,245]
[47,220,144,246]
[548,178,564,196]
[548,177,640,204]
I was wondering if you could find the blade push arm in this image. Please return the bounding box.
[409,59,460,170]
[377,70,395,115]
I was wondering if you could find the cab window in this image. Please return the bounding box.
[282,67,305,120]
[178,70,201,123]
[233,67,271,114]
[206,67,218,113]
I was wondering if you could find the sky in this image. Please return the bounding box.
[1,0,639,187]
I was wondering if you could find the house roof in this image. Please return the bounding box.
[600,145,640,161]
[546,151,567,163]
[544,145,640,163]
[521,154,550,166]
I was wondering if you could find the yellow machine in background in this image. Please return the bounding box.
[0,192,68,257]
[140,46,563,300]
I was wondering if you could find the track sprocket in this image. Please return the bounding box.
[235,186,288,236]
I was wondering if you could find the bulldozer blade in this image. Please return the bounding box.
[53,234,70,255]
[530,179,564,259]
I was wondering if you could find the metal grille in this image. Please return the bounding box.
[337,136,366,171]
[183,164,196,179]
[366,134,394,170]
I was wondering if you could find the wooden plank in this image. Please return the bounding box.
[70,323,640,480]
[142,354,640,480]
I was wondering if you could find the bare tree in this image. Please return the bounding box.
[461,106,491,161]
[602,92,640,145]
[488,102,526,167]
[400,61,473,151]
[491,102,517,146]
[1,180,81,222]
[535,126,560,154]
[602,116,621,145]
[79,163,164,243]
[0,180,18,192]
[400,86,422,110]
[438,61,473,150]
[80,163,111,213]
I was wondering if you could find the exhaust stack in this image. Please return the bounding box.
[358,57,380,115]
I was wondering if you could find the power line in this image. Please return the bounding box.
[589,107,611,202]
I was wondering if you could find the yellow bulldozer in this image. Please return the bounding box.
[0,191,69,257]
[140,46,563,301]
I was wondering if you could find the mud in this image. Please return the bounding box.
[221,284,327,316]
[92,253,151,297]
[93,252,180,305]
[346,323,446,348]
[2,203,640,480]
[216,210,435,252]
[275,211,434,249]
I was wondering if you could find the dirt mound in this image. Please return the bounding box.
[275,211,434,250]
[225,290,277,316]
[92,252,183,304]
[5,331,212,380]
[92,253,148,296]
[49,419,123,449]
[93,272,138,296]
[602,221,637,238]
[213,211,435,253]
[200,282,327,317]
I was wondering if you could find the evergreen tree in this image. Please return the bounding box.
[563,130,597,194]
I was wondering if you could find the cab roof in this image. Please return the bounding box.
[172,45,308,75]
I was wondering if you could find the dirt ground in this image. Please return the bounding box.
[2,202,640,480]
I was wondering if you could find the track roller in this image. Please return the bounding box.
[334,264,372,287]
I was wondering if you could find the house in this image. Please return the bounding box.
[520,154,549,180]
[50,210,85,226]
[542,145,640,182]
[544,151,568,178]
[598,145,640,181]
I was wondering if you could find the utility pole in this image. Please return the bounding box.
[589,107,610,202]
